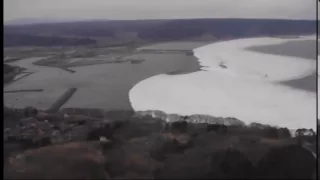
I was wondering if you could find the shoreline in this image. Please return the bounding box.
[3,106,315,132]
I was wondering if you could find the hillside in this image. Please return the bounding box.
[3,107,317,179]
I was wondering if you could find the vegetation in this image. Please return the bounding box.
[4,18,316,47]
[3,107,317,179]
[4,33,96,47]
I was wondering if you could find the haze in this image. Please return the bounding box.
[4,0,317,22]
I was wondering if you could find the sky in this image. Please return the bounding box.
[4,0,317,22]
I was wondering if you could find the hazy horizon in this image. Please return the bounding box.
[4,0,317,22]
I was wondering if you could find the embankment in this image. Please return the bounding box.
[46,88,77,113]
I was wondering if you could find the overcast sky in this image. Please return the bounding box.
[4,0,317,22]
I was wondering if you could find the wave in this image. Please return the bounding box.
[129,36,316,130]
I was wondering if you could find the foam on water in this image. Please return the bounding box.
[129,36,316,130]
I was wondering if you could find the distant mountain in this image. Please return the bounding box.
[3,18,316,47]
[4,18,87,26]
[3,33,96,47]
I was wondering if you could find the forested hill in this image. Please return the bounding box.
[4,18,316,47]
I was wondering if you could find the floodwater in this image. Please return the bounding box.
[4,42,205,110]
[4,38,316,120]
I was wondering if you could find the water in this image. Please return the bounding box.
[4,38,316,129]
[247,39,316,92]
[129,36,316,129]
[4,42,206,110]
